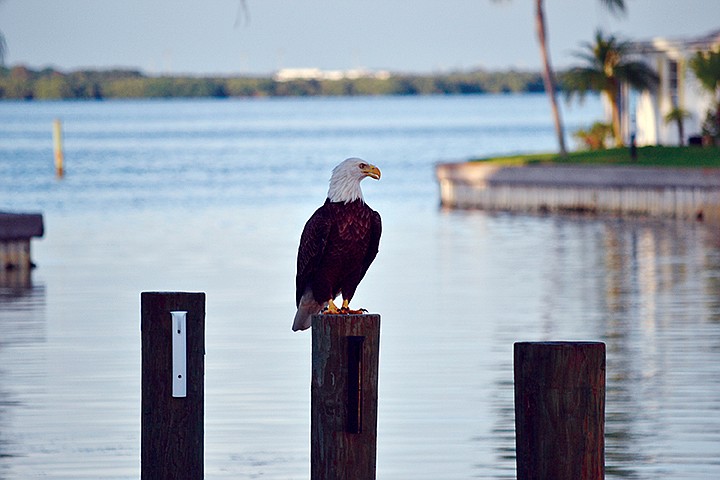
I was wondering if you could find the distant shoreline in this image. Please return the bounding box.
[0,65,553,100]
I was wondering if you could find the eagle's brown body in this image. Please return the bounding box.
[296,199,381,309]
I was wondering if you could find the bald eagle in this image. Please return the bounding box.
[292,158,382,331]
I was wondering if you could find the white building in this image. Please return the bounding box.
[274,68,391,82]
[624,29,720,146]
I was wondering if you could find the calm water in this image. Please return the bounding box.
[1,95,720,479]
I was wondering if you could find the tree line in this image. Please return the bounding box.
[0,66,548,100]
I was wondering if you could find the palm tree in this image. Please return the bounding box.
[0,32,6,66]
[663,107,691,146]
[496,0,626,156]
[532,0,566,155]
[0,1,6,66]
[689,46,720,96]
[564,30,658,147]
[689,46,720,144]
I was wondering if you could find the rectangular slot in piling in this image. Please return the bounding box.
[346,335,364,434]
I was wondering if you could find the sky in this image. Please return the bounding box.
[1,0,719,76]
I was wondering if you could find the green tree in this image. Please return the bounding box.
[689,46,720,95]
[564,30,658,147]
[34,75,73,99]
[573,121,613,150]
[495,0,627,156]
[103,78,148,98]
[663,107,691,146]
[2,66,34,99]
[689,46,720,144]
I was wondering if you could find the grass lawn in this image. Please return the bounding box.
[472,146,720,168]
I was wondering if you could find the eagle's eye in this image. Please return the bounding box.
[358,163,367,169]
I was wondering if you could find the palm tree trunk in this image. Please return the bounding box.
[678,119,685,146]
[609,96,623,147]
[535,0,567,156]
[605,80,624,147]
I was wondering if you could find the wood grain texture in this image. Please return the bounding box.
[311,314,380,480]
[514,341,606,480]
[141,292,205,480]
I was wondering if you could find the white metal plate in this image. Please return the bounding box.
[170,311,187,397]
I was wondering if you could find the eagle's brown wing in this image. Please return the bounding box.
[295,201,333,307]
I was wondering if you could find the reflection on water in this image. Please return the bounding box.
[0,272,46,470]
[1,207,720,479]
[1,96,719,478]
[436,212,719,479]
[599,220,720,479]
[0,268,34,291]
[482,215,720,480]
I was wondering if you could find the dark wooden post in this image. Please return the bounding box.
[311,314,380,480]
[0,212,44,270]
[141,292,205,480]
[514,341,606,480]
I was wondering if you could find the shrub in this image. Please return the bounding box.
[573,122,613,150]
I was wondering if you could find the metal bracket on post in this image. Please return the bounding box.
[171,311,187,398]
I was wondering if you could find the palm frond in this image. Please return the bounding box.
[688,47,720,94]
[599,0,626,17]
[563,67,607,102]
[616,61,659,92]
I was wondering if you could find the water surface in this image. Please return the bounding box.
[1,96,719,479]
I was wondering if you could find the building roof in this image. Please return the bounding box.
[629,29,720,55]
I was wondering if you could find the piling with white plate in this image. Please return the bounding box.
[141,292,205,480]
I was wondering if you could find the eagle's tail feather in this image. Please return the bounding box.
[292,292,324,331]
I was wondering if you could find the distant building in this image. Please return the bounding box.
[622,29,720,146]
[274,68,390,82]
[274,68,325,81]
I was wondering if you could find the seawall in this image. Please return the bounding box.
[435,162,720,222]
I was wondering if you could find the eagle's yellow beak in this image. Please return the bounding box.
[362,163,381,180]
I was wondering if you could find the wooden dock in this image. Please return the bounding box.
[436,162,720,221]
[0,212,44,270]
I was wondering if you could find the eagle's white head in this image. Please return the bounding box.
[327,157,381,204]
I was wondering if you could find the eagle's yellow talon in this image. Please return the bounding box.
[323,298,341,314]
[322,299,368,315]
[339,299,367,314]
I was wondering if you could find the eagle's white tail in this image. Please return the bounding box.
[292,292,324,331]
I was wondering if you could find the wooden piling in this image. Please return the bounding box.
[53,118,64,177]
[311,314,380,480]
[0,212,44,271]
[141,292,205,480]
[514,341,606,480]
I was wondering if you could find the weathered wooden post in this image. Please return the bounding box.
[0,211,44,274]
[52,118,64,178]
[141,292,205,480]
[514,341,606,480]
[311,314,380,480]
